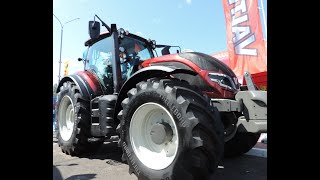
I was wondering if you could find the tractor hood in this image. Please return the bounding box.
[178,52,237,79]
[142,52,240,97]
[142,52,240,90]
[143,52,238,81]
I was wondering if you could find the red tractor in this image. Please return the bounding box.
[55,15,267,180]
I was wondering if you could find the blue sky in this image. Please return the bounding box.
[53,0,267,85]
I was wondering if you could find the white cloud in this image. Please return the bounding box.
[186,0,192,5]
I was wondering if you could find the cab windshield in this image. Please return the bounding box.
[120,36,154,61]
[119,36,154,80]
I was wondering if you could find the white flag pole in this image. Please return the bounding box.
[258,0,267,64]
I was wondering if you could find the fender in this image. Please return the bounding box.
[56,71,105,101]
[113,65,197,124]
[56,75,90,101]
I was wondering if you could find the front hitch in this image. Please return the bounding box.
[210,71,267,133]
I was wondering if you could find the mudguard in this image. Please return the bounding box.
[56,71,106,101]
[56,75,91,101]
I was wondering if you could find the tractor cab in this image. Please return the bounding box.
[82,15,185,95]
[83,20,156,93]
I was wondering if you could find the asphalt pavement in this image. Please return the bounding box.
[53,133,267,180]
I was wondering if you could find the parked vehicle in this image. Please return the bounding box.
[54,15,267,180]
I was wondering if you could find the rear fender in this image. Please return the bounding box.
[57,71,106,101]
[56,75,91,101]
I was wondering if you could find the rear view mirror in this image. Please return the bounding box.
[89,21,100,39]
[161,46,171,55]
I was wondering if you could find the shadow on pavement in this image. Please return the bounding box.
[56,163,78,167]
[65,174,96,180]
[53,165,96,180]
[77,141,124,165]
[53,165,64,180]
[54,132,125,166]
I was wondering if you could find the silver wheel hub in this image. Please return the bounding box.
[130,102,179,170]
[150,123,173,145]
[58,96,75,141]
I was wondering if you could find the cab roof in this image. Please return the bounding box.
[84,31,150,47]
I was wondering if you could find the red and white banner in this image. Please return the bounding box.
[222,0,267,79]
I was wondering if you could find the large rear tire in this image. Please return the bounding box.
[118,78,224,180]
[56,82,104,156]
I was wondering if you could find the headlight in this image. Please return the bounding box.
[233,77,240,89]
[208,73,238,90]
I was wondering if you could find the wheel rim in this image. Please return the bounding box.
[224,122,237,142]
[223,113,238,142]
[58,96,75,141]
[130,102,179,170]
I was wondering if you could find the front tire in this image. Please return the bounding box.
[224,132,260,158]
[118,78,224,180]
[221,113,261,157]
[56,82,104,155]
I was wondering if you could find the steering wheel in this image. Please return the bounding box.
[120,52,140,65]
[90,65,99,74]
